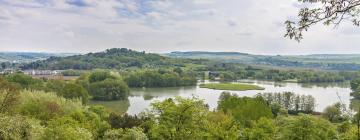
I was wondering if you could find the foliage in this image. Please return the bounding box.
[124,70,197,88]
[219,72,237,82]
[205,62,355,82]
[203,111,241,139]
[89,105,110,120]
[104,128,148,140]
[41,79,90,104]
[285,0,360,41]
[322,102,348,123]
[8,89,113,139]
[0,77,20,113]
[200,83,264,91]
[338,125,359,140]
[42,116,93,140]
[17,90,83,122]
[2,87,360,140]
[5,73,44,89]
[108,113,144,129]
[89,79,130,101]
[258,92,316,114]
[350,78,360,100]
[277,114,338,140]
[60,83,89,104]
[2,70,360,140]
[218,92,273,125]
[244,117,277,140]
[0,114,32,139]
[170,51,360,71]
[89,70,113,83]
[62,70,83,76]
[147,97,211,139]
[22,48,201,70]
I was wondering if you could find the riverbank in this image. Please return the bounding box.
[199,83,265,91]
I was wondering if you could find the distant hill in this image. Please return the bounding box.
[10,49,360,71]
[20,48,200,70]
[166,52,360,71]
[0,52,76,63]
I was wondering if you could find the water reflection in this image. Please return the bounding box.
[90,99,130,114]
[93,80,353,115]
[299,82,350,88]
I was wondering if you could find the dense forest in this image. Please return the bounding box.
[19,48,204,70]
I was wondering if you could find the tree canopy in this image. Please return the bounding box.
[286,0,360,41]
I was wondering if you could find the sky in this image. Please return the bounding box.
[0,0,359,55]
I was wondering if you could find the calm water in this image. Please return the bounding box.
[92,80,352,115]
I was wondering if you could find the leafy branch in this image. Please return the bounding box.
[286,0,360,41]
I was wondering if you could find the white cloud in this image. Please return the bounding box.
[0,0,359,54]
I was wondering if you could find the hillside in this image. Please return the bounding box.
[20,48,203,70]
[166,52,360,71]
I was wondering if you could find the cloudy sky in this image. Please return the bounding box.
[0,0,359,55]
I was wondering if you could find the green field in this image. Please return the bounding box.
[199,83,265,91]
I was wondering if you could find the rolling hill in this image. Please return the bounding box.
[20,48,203,70]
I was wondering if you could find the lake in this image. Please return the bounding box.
[91,80,352,115]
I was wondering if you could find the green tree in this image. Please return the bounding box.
[219,72,236,82]
[278,114,337,140]
[322,102,347,123]
[5,73,43,89]
[204,111,241,139]
[244,117,277,140]
[104,128,148,140]
[218,93,273,125]
[61,83,89,104]
[108,113,144,129]
[69,110,111,139]
[173,67,183,75]
[147,97,210,139]
[89,79,129,101]
[42,116,93,140]
[17,90,83,122]
[125,73,143,87]
[88,70,112,83]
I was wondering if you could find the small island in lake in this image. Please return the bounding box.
[199,83,265,91]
